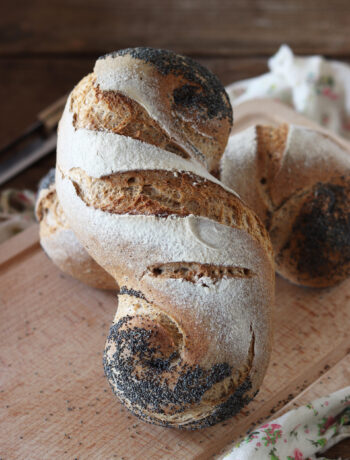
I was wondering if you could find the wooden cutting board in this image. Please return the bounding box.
[1,99,350,460]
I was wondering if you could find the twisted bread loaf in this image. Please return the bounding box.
[36,169,117,290]
[221,124,350,287]
[56,48,274,428]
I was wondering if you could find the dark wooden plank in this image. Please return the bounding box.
[0,58,92,147]
[1,0,350,58]
[322,439,350,459]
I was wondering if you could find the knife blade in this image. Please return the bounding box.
[0,133,57,186]
[0,95,66,186]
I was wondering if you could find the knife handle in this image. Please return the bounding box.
[38,95,68,132]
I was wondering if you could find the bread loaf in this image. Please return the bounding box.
[36,169,117,290]
[56,48,274,428]
[221,124,350,287]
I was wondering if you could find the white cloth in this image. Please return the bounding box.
[223,386,350,460]
[226,45,350,139]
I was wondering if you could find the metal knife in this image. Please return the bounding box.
[0,95,67,186]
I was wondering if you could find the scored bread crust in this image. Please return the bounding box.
[71,73,190,160]
[56,48,274,428]
[93,48,233,176]
[221,124,350,287]
[36,171,117,290]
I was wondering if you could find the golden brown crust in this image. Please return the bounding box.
[66,168,273,262]
[223,123,350,287]
[258,125,350,287]
[271,177,350,287]
[146,261,254,283]
[104,291,257,428]
[36,186,68,232]
[56,49,274,428]
[256,124,289,193]
[36,180,117,290]
[70,74,190,159]
[60,164,274,427]
[74,47,233,175]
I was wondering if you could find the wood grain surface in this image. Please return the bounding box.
[1,224,349,460]
[1,0,350,152]
[2,0,350,57]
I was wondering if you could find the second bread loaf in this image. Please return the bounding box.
[221,124,350,287]
[36,169,117,290]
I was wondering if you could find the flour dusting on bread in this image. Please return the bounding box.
[56,48,274,428]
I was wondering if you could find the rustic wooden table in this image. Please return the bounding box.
[1,1,349,458]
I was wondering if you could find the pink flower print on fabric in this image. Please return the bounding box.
[244,431,259,444]
[261,423,282,430]
[322,87,339,100]
[286,448,307,460]
[293,448,305,460]
[261,423,283,446]
[318,415,335,435]
[271,424,282,430]
[223,388,350,460]
[321,114,329,126]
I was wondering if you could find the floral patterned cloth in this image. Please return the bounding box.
[223,387,350,460]
[226,45,350,139]
[0,189,36,244]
